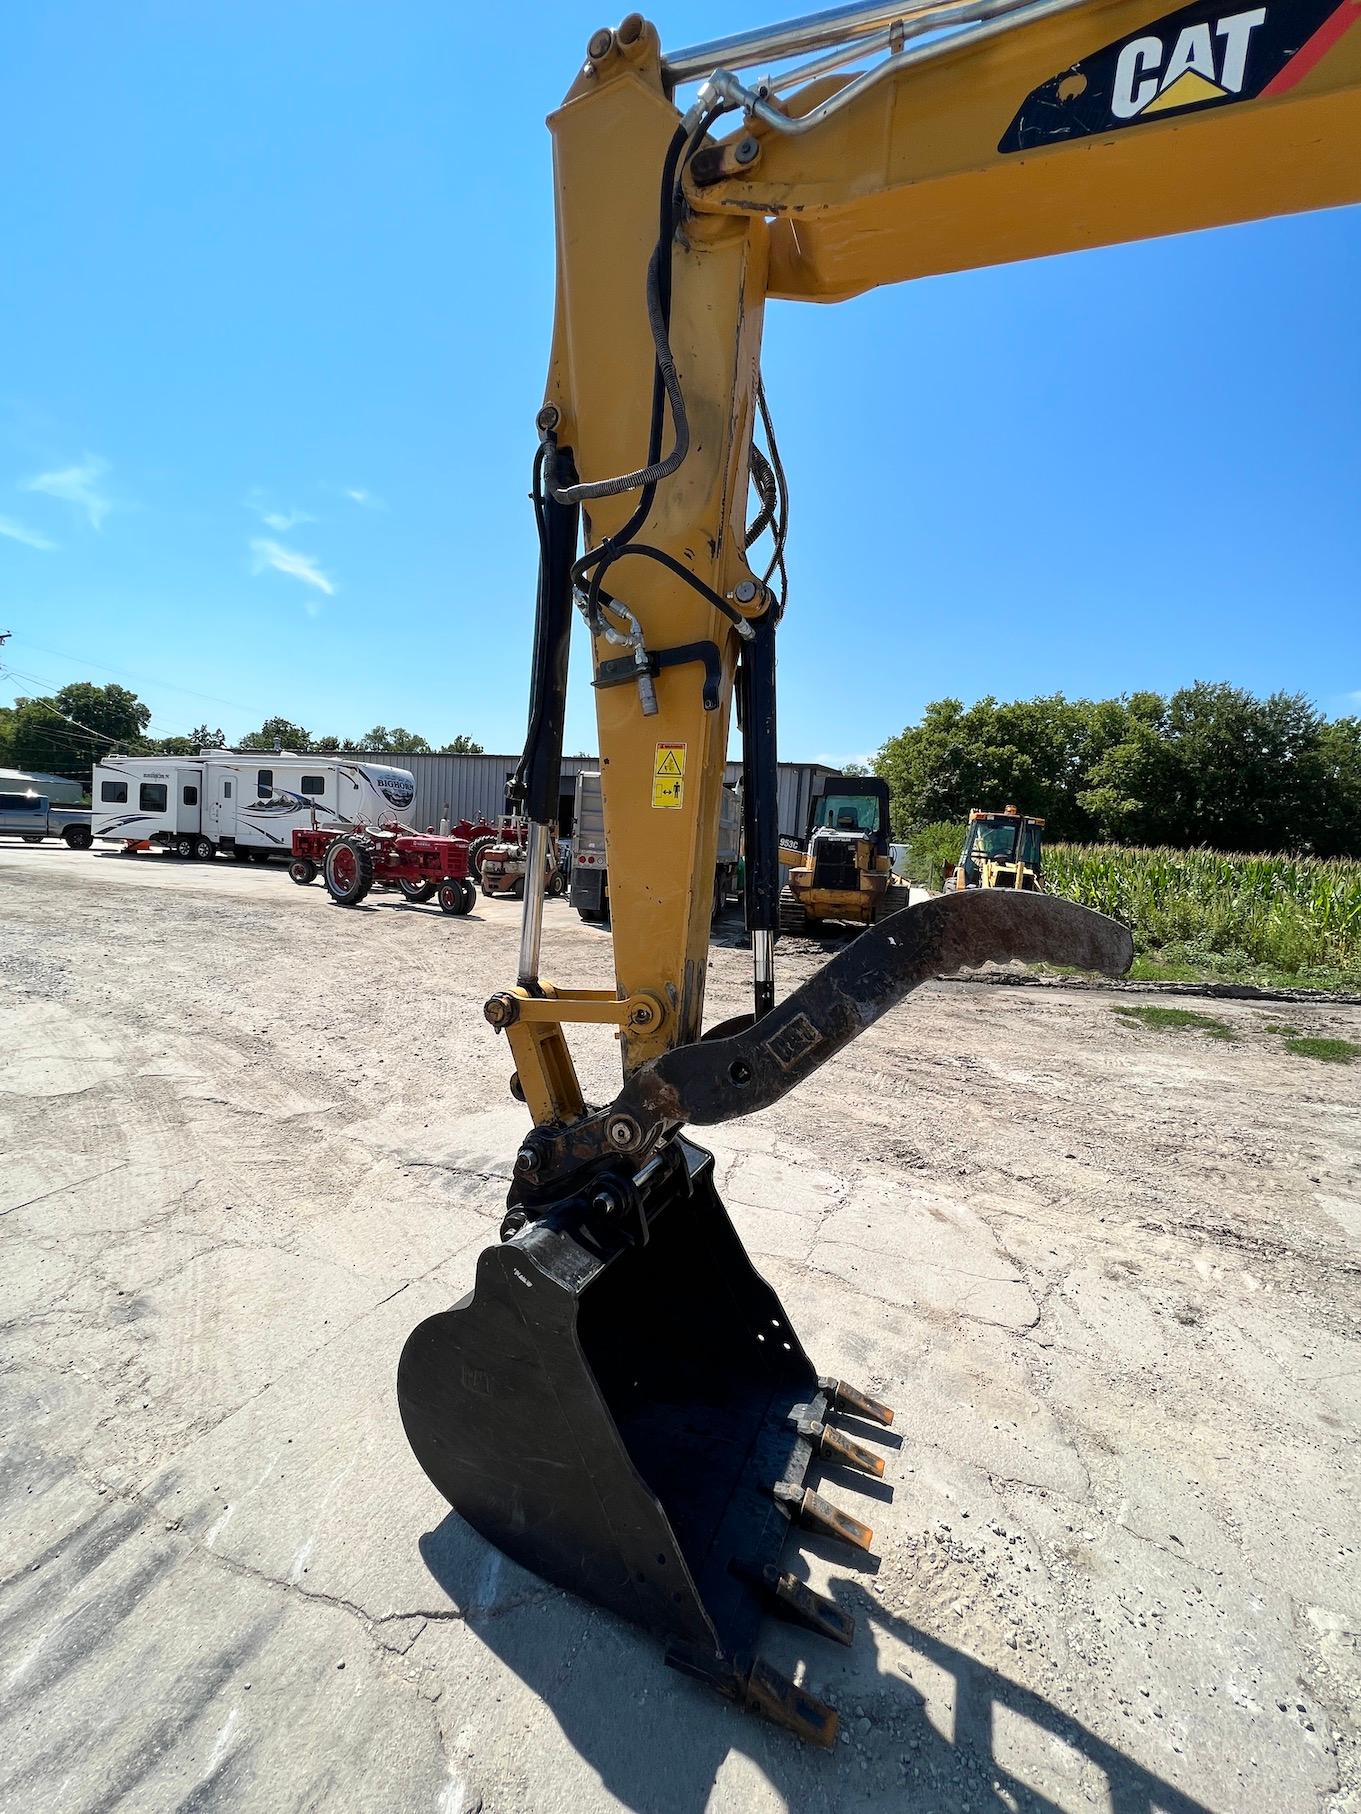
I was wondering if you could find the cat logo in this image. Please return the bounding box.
[1112,7,1264,116]
[1000,0,1357,152]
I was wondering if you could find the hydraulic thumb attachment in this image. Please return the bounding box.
[513,889,1133,1186]
[398,892,1130,1743]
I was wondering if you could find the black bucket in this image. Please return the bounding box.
[398,1137,828,1663]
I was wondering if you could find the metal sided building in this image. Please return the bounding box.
[364,752,836,843]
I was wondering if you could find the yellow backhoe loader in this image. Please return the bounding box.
[942,804,1046,891]
[398,0,1358,1743]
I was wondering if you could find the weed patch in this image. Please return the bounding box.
[1113,1005,1238,1041]
[1281,1036,1359,1065]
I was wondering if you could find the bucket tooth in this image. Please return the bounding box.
[774,1482,874,1552]
[734,1560,855,1646]
[795,1416,885,1479]
[667,1645,839,1747]
[819,1375,895,1428]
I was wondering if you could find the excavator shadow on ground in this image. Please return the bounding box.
[417,1510,1215,1814]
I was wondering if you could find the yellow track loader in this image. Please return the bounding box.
[397,0,1358,1743]
[778,772,911,933]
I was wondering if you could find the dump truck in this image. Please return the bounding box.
[396,0,1351,1745]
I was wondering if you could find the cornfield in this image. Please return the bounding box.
[905,823,1361,981]
[1045,843,1361,978]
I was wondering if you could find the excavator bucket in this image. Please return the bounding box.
[398,1136,885,1742]
[398,891,1133,1740]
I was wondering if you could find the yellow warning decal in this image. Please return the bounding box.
[652,741,686,810]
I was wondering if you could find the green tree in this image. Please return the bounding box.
[9,682,151,779]
[875,694,1126,841]
[384,727,433,753]
[1083,684,1326,851]
[189,723,226,749]
[312,734,342,751]
[238,716,312,752]
[438,734,485,754]
[359,725,391,750]
[1314,717,1361,858]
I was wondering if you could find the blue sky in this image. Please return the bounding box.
[2,2,1357,765]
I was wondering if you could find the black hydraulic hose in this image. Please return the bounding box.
[591,543,753,638]
[511,444,580,816]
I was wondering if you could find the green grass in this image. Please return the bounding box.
[1113,1005,1238,1041]
[1279,1036,1359,1065]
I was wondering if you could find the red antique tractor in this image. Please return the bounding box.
[290,822,475,914]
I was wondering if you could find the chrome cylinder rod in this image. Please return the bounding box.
[664,1,914,81]
[516,820,552,988]
[753,929,776,1021]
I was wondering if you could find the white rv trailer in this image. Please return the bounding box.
[91,751,417,860]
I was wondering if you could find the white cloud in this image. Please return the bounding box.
[0,515,57,551]
[245,489,315,532]
[343,486,386,511]
[250,537,335,597]
[23,454,113,528]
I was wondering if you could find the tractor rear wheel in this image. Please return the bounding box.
[467,835,496,879]
[324,835,376,906]
[438,879,471,915]
[398,878,438,903]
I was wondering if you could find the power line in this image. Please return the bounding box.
[8,636,261,716]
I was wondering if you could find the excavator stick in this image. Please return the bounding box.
[398,891,1133,1739]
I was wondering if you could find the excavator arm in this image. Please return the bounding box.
[399,1,1359,1741]
[500,0,1359,1115]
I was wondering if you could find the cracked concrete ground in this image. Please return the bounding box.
[1,843,1358,1814]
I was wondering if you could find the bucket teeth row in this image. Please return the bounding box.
[666,1645,840,1747]
[735,1559,856,1646]
[796,1415,886,1478]
[819,1375,895,1427]
[774,1481,875,1551]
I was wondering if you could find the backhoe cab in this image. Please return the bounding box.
[943,805,1045,893]
[778,774,909,935]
